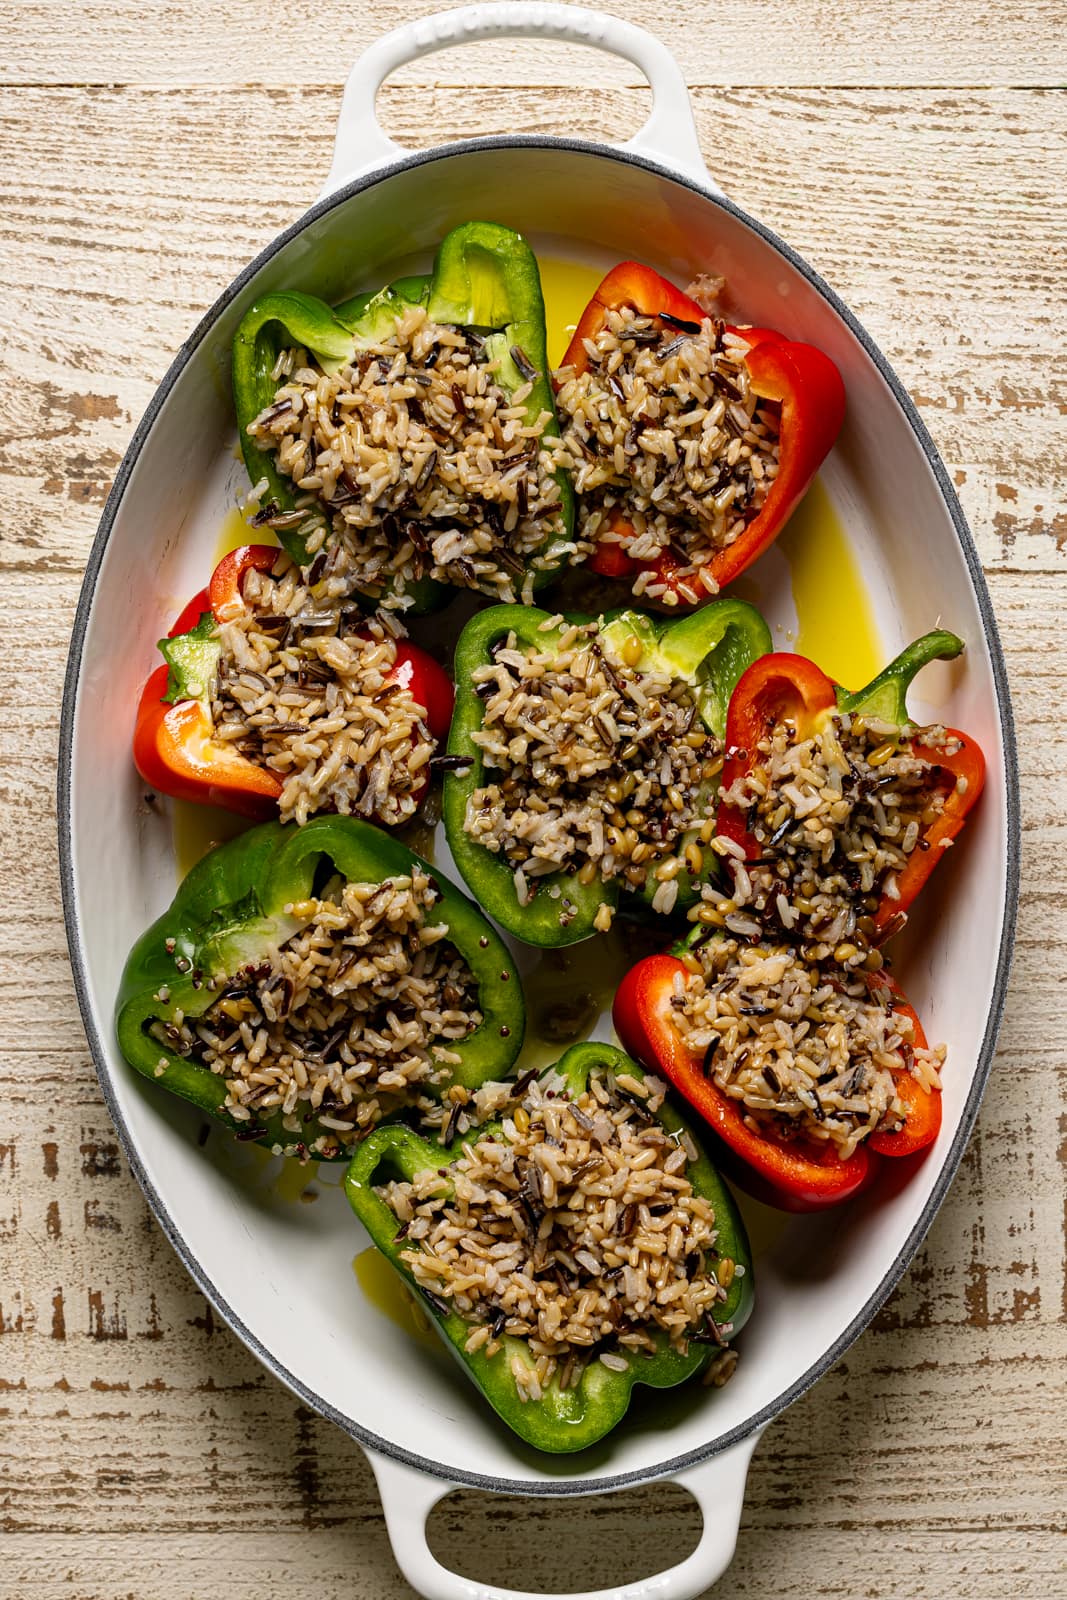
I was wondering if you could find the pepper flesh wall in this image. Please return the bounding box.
[116,818,524,1159]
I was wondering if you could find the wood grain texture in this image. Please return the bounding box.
[1,4,1064,1595]
[3,0,1065,87]
[2,85,1064,576]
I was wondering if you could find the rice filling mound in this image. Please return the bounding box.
[209,553,436,826]
[246,304,579,606]
[376,1066,737,1400]
[554,309,780,604]
[464,620,725,926]
[673,937,946,1159]
[154,871,481,1157]
[708,709,963,959]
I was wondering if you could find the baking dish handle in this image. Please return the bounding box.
[366,1431,761,1600]
[320,2,717,201]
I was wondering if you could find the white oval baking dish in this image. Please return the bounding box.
[59,6,1019,1598]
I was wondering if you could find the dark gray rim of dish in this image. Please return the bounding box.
[58,133,1020,1499]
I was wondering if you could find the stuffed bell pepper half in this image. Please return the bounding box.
[554,262,845,606]
[714,629,986,945]
[116,818,524,1160]
[613,631,985,1209]
[233,221,577,612]
[133,543,454,823]
[442,598,772,945]
[346,1042,753,1451]
[615,935,942,1211]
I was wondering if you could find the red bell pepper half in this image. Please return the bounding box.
[613,951,940,1211]
[559,263,845,603]
[133,544,454,820]
[716,632,985,939]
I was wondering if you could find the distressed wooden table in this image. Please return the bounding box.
[2,2,1064,1594]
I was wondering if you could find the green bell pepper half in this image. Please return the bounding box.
[345,1041,754,1453]
[441,599,772,947]
[231,220,573,610]
[115,817,524,1160]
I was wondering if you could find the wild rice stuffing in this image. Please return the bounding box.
[554,308,780,605]
[154,871,480,1157]
[706,710,962,961]
[209,552,435,826]
[464,619,724,928]
[673,937,945,1159]
[246,304,580,607]
[376,1066,736,1400]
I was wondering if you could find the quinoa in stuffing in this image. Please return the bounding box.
[153,871,481,1157]
[246,304,580,607]
[554,310,779,605]
[464,618,725,929]
[376,1064,738,1400]
[673,936,945,1160]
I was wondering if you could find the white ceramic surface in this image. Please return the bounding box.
[59,8,1018,1598]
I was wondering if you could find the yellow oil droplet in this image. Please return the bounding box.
[213,504,278,566]
[537,256,605,370]
[778,478,882,691]
[172,800,252,879]
[270,1160,320,1205]
[352,1246,438,1348]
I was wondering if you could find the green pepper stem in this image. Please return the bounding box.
[158,612,220,704]
[837,630,965,724]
